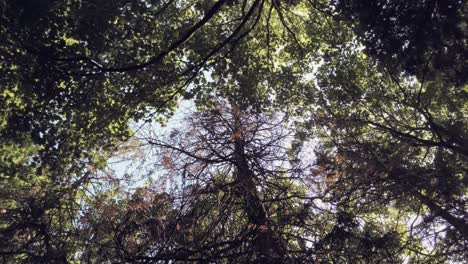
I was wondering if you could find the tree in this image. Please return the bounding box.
[142,101,301,263]
[91,98,408,263]
[0,0,267,261]
[303,32,468,262]
[332,0,467,85]
[1,0,466,262]
[1,0,334,258]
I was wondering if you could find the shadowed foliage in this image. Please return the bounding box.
[0,0,466,263]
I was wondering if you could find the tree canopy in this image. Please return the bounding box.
[0,0,466,263]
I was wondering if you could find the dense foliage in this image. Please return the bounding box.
[0,0,466,263]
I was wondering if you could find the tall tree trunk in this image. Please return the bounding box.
[231,107,286,263]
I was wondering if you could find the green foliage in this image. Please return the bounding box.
[0,0,466,262]
[333,0,467,85]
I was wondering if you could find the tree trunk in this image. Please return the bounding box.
[231,108,286,263]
